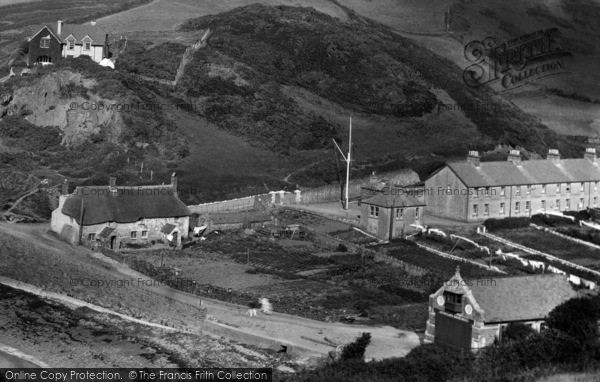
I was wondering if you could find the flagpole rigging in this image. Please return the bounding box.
[332,117,352,210]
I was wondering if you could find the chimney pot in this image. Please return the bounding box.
[584,147,597,163]
[547,149,561,162]
[90,20,96,26]
[467,151,480,167]
[109,177,116,187]
[61,179,69,195]
[507,150,522,165]
[57,20,62,35]
[171,172,178,195]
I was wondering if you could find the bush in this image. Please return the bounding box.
[546,294,600,346]
[531,213,578,227]
[337,243,348,252]
[502,322,537,342]
[340,332,371,361]
[484,217,530,230]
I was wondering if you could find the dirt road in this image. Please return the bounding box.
[0,222,420,362]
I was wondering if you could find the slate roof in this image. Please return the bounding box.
[160,223,177,234]
[62,186,190,225]
[465,274,578,323]
[33,22,108,45]
[211,211,273,225]
[362,193,426,208]
[444,158,600,188]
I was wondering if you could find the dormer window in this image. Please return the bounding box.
[40,36,51,48]
[66,36,75,50]
[82,36,92,51]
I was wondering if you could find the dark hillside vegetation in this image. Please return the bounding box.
[180,4,582,159]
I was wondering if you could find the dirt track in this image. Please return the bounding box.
[0,222,420,364]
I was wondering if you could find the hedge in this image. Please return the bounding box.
[484,217,531,230]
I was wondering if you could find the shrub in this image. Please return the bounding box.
[337,243,348,252]
[546,294,600,346]
[531,213,578,227]
[484,217,530,230]
[340,332,371,361]
[503,322,537,342]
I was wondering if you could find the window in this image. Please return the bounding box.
[525,201,530,212]
[141,230,148,239]
[484,187,490,197]
[443,292,463,314]
[566,199,570,210]
[515,202,520,213]
[67,39,75,50]
[396,208,404,220]
[473,204,479,216]
[369,206,379,217]
[594,197,598,207]
[541,185,546,194]
[88,233,95,241]
[83,39,92,51]
[541,200,546,210]
[579,198,584,209]
[473,188,479,198]
[516,187,521,196]
[40,37,50,48]
[556,199,561,210]
[415,207,421,219]
[557,184,561,194]
[484,204,489,215]
[566,183,571,193]
[130,231,137,239]
[501,187,506,196]
[500,202,505,215]
[581,183,585,193]
[526,186,531,195]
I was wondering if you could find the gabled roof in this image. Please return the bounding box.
[62,186,190,225]
[98,226,116,238]
[465,274,578,323]
[442,158,600,188]
[30,25,62,43]
[35,22,107,45]
[161,223,177,234]
[362,193,425,208]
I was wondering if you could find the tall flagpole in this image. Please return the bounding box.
[332,117,353,210]
[345,117,352,210]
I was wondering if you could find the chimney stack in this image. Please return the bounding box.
[507,150,522,165]
[109,177,116,188]
[584,148,597,163]
[57,20,62,36]
[61,179,69,195]
[90,20,96,26]
[466,150,480,167]
[171,172,178,196]
[369,172,378,184]
[547,149,561,163]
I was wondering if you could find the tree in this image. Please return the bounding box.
[340,332,371,361]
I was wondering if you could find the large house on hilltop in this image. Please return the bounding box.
[51,174,190,249]
[424,268,578,349]
[27,20,108,65]
[425,148,600,222]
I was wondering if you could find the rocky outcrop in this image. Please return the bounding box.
[0,70,124,146]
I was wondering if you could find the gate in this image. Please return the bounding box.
[434,311,472,349]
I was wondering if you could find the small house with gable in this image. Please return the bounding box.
[51,174,190,249]
[424,268,578,349]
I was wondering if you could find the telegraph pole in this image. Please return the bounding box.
[333,117,352,210]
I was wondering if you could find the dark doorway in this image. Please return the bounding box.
[172,232,178,246]
[435,311,472,349]
[110,236,116,249]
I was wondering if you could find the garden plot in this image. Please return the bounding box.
[492,227,600,265]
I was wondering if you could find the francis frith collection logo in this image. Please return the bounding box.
[463,28,572,91]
